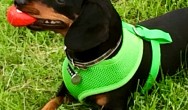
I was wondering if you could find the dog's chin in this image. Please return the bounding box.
[27,18,68,31]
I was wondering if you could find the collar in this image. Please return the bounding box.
[65,35,122,69]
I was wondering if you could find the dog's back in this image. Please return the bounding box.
[139,8,188,74]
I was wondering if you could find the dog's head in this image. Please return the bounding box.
[13,0,82,35]
[13,0,122,52]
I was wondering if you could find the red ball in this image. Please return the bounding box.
[7,5,36,27]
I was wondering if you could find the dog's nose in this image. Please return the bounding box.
[14,0,27,6]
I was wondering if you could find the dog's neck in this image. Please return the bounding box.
[65,33,122,63]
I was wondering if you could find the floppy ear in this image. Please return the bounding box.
[64,2,110,52]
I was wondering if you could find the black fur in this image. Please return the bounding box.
[65,0,122,62]
[13,0,188,109]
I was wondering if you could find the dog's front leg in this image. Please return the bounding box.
[41,96,64,110]
[42,82,70,110]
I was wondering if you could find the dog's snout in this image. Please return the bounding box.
[14,0,27,6]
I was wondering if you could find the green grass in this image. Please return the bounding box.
[0,0,188,110]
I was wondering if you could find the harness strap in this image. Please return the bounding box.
[141,40,161,93]
[123,23,172,93]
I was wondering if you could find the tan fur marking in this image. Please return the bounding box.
[19,1,74,35]
[31,2,73,26]
[41,96,64,110]
[95,94,108,106]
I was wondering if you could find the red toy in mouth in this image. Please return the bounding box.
[6,5,36,27]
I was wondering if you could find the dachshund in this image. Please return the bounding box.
[11,0,188,109]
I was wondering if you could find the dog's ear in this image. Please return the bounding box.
[71,0,84,10]
[64,2,110,52]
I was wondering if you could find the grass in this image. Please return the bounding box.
[0,0,188,110]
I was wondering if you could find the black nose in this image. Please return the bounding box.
[14,0,27,6]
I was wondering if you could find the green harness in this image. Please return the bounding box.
[62,21,172,102]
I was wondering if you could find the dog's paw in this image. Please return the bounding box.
[41,97,64,110]
[41,100,58,110]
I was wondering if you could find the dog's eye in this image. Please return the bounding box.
[56,0,65,4]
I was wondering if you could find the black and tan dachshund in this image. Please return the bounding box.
[11,0,188,109]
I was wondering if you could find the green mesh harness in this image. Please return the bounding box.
[62,21,172,101]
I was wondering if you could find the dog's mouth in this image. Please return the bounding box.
[28,18,68,30]
[7,5,68,31]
